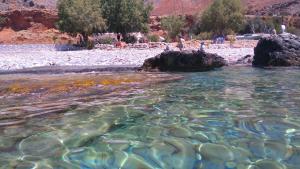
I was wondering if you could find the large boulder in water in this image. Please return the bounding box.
[253,33,300,67]
[141,50,226,72]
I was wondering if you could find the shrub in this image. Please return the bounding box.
[287,27,300,36]
[147,34,160,42]
[101,0,152,36]
[123,35,137,44]
[96,36,115,44]
[240,16,284,34]
[52,36,58,43]
[86,40,95,50]
[196,32,213,40]
[197,0,245,35]
[57,0,106,47]
[0,16,7,29]
[161,15,185,40]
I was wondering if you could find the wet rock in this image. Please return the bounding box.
[253,33,300,67]
[14,161,36,169]
[236,55,253,65]
[232,147,251,162]
[198,143,234,162]
[285,146,300,167]
[251,159,286,169]
[141,50,226,72]
[167,126,192,138]
[264,140,292,160]
[149,138,196,169]
[122,154,154,169]
[190,133,209,143]
[19,134,65,158]
[146,126,163,138]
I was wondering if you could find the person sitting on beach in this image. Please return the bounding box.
[164,44,170,52]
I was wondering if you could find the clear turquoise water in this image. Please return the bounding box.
[0,67,300,169]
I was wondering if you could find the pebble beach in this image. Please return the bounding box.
[0,42,255,71]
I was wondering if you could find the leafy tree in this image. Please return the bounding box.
[241,17,277,34]
[0,16,7,29]
[199,0,245,35]
[57,0,106,46]
[161,15,185,40]
[100,0,152,37]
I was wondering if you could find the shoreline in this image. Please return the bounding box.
[0,42,255,71]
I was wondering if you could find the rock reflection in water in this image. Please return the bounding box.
[0,67,300,169]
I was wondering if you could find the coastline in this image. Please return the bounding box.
[0,41,256,71]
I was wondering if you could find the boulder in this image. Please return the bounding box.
[236,55,253,65]
[141,50,226,72]
[253,33,300,67]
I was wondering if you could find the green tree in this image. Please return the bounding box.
[100,0,152,37]
[0,16,7,30]
[161,15,185,40]
[57,0,106,46]
[199,0,245,35]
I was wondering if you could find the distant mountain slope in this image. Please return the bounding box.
[0,0,299,16]
[146,0,300,16]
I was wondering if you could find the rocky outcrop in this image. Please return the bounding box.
[236,55,253,65]
[141,50,226,72]
[0,10,58,31]
[253,33,300,67]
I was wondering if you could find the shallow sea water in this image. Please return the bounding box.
[0,67,300,169]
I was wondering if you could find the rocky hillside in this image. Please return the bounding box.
[147,0,300,16]
[0,0,57,11]
[1,0,299,16]
[1,0,299,44]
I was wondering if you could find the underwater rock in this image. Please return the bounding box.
[253,33,300,67]
[190,133,210,143]
[19,134,65,158]
[251,159,286,169]
[141,50,226,72]
[122,154,154,169]
[285,146,300,167]
[264,140,292,160]
[198,143,234,162]
[167,126,192,138]
[236,55,253,65]
[149,138,196,169]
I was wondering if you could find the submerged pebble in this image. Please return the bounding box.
[198,143,234,162]
[251,159,286,169]
[19,134,65,158]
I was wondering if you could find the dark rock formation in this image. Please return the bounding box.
[236,55,253,65]
[141,50,226,72]
[253,33,300,67]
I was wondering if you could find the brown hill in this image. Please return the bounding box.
[1,0,299,16]
[146,0,300,16]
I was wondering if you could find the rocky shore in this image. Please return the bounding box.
[0,43,254,71]
[253,33,300,67]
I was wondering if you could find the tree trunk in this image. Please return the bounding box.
[82,33,89,47]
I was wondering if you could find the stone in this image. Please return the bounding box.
[141,50,226,72]
[198,143,234,162]
[253,33,300,67]
[19,134,65,158]
[236,55,253,65]
[252,159,286,169]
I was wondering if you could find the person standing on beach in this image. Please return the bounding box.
[115,33,123,48]
[178,36,185,51]
[199,42,205,52]
[272,29,277,36]
[117,33,121,42]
